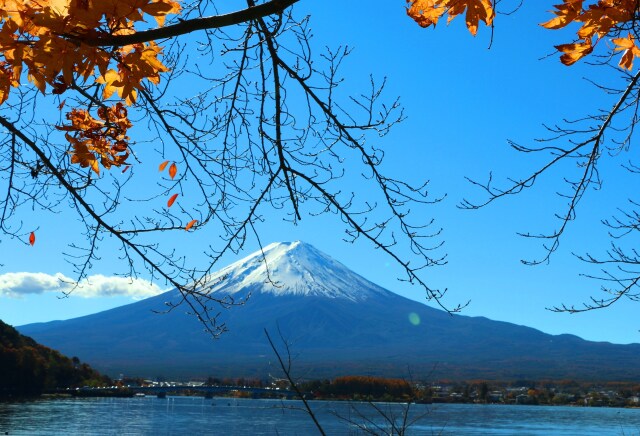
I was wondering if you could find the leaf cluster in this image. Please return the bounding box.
[56,103,131,174]
[0,0,179,171]
[542,0,639,67]
[406,0,495,36]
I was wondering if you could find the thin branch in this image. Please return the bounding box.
[69,0,299,47]
[264,328,326,436]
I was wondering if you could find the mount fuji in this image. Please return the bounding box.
[196,240,392,301]
[17,241,640,380]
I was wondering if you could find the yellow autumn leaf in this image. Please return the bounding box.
[97,69,122,100]
[613,34,640,70]
[555,39,593,66]
[407,0,494,36]
[446,0,494,36]
[541,0,583,30]
[406,0,445,28]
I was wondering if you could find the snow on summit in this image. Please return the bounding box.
[202,241,391,301]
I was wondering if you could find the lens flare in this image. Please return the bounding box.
[408,312,420,326]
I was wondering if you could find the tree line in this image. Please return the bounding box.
[0,320,110,399]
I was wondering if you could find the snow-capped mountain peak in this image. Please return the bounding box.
[202,241,391,301]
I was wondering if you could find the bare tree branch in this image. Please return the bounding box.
[67,0,299,47]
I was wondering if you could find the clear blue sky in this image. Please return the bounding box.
[2,1,639,344]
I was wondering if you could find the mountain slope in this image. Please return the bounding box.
[18,242,640,381]
[0,320,109,397]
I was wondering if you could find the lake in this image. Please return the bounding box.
[1,396,639,435]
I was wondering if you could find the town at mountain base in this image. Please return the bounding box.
[18,242,640,381]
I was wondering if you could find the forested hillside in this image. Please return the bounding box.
[0,320,110,398]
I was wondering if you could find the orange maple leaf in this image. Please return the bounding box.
[406,0,445,28]
[407,0,494,35]
[541,0,636,65]
[141,0,181,26]
[446,0,494,36]
[613,34,640,70]
[541,0,583,30]
[555,39,593,66]
[577,2,633,40]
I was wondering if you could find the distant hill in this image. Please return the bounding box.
[0,320,109,398]
[18,241,640,381]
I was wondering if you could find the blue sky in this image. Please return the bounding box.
[2,1,640,344]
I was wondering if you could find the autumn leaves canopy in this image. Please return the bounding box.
[541,0,640,68]
[407,0,640,69]
[2,0,640,244]
[0,0,179,175]
[0,0,637,177]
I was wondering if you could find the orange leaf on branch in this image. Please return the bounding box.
[29,231,35,246]
[96,42,170,105]
[613,34,640,70]
[540,0,636,66]
[541,0,583,30]
[185,219,197,231]
[555,39,593,66]
[447,0,494,36]
[159,160,169,171]
[0,63,13,105]
[140,0,181,26]
[169,162,177,180]
[57,103,132,175]
[0,0,179,169]
[406,0,446,28]
[167,193,178,207]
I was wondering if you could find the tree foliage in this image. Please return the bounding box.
[0,320,109,397]
[2,0,640,334]
[0,0,450,337]
[329,376,414,400]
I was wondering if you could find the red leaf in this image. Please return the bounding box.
[29,231,36,246]
[185,219,197,231]
[167,193,178,207]
[122,165,131,173]
[159,160,169,172]
[169,162,177,180]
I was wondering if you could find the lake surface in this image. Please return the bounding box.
[1,396,639,435]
